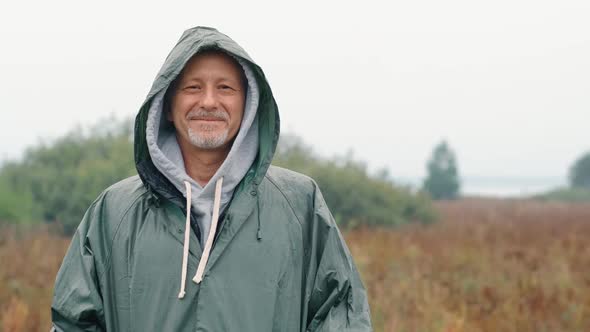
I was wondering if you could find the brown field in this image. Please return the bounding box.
[1,198,590,332]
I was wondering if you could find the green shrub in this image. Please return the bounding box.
[273,134,436,227]
[0,117,135,233]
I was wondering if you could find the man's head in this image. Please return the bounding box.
[166,50,247,151]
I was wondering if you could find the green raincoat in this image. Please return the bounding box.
[51,26,372,332]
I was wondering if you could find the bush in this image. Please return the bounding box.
[273,134,436,227]
[0,117,135,233]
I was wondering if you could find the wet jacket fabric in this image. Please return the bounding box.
[51,26,373,332]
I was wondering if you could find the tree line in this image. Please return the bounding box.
[4,116,587,233]
[0,118,436,234]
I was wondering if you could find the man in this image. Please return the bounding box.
[52,26,372,331]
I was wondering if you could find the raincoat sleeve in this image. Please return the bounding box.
[304,186,373,331]
[51,198,107,332]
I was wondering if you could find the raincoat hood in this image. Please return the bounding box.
[145,45,260,245]
[134,26,279,212]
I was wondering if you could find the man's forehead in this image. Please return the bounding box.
[176,49,247,87]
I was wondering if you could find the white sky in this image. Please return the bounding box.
[1,0,589,181]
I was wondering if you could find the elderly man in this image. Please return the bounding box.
[52,26,372,331]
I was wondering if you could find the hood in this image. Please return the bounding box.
[134,26,280,214]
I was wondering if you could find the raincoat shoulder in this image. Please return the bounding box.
[51,175,148,331]
[264,166,373,331]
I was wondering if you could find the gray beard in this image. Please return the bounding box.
[187,126,229,149]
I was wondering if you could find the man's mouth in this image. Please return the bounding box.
[191,118,224,121]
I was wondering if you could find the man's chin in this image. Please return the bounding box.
[186,129,230,150]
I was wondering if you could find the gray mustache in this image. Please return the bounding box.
[186,109,229,121]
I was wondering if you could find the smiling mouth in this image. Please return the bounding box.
[188,117,227,122]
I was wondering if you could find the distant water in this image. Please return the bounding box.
[396,176,567,198]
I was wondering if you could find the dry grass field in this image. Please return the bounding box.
[348,198,590,331]
[1,198,590,331]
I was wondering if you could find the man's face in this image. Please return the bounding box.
[169,51,246,151]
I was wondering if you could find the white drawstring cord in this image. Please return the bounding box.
[193,177,223,284]
[178,180,193,299]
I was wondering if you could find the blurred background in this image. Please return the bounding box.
[1,0,589,331]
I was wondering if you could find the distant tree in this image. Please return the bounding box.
[569,151,590,189]
[422,140,460,200]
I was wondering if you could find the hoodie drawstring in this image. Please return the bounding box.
[178,180,193,299]
[193,177,223,284]
[178,177,224,299]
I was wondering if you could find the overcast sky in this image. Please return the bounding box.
[1,0,589,183]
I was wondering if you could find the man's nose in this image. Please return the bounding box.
[201,87,218,109]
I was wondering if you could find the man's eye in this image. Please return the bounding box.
[219,85,234,90]
[185,85,200,90]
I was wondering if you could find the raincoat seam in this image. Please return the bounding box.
[97,190,150,281]
[264,174,304,227]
